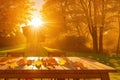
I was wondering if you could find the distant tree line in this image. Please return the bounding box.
[41,0,120,55]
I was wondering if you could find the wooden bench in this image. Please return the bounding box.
[7,52,25,57]
[47,51,66,57]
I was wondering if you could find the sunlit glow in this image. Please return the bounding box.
[28,16,44,28]
[27,57,38,60]
[20,0,45,32]
[104,31,108,35]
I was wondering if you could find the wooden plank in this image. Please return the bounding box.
[47,52,66,57]
[79,58,106,70]
[54,57,76,70]
[0,57,116,72]
[69,57,104,70]
[101,73,110,80]
[55,66,64,70]
[0,64,10,70]
[92,61,115,69]
[7,52,25,57]
[61,65,74,70]
[70,57,115,71]
[0,72,101,78]
[67,57,96,69]
[80,57,116,70]
[0,57,116,71]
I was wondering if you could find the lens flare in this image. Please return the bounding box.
[28,16,44,28]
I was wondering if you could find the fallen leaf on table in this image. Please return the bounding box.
[58,59,66,66]
[9,62,18,69]
[34,60,42,69]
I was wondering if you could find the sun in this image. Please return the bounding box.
[28,16,44,28]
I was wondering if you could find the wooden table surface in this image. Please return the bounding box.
[0,57,116,80]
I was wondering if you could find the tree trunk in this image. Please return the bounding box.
[76,23,81,37]
[80,0,99,53]
[116,5,120,55]
[99,0,105,53]
[92,28,99,53]
[99,27,104,53]
[93,0,99,53]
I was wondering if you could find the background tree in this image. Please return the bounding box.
[41,0,91,52]
[78,0,120,54]
[114,0,120,55]
[0,0,34,46]
[0,0,34,37]
[41,0,119,54]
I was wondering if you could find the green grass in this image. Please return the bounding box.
[0,44,25,56]
[0,44,25,53]
[0,45,120,80]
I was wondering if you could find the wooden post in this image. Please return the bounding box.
[101,73,110,80]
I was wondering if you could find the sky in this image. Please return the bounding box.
[20,0,44,28]
[30,0,44,17]
[30,0,44,9]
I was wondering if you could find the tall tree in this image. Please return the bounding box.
[79,0,99,53]
[115,0,120,55]
[0,0,34,38]
[99,0,105,53]
[79,0,118,53]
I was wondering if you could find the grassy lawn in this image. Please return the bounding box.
[0,44,26,56]
[0,45,120,80]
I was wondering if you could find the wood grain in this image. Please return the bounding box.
[0,57,116,80]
